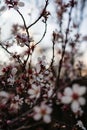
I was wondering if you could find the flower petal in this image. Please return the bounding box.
[32,84,37,90]
[34,106,40,113]
[78,86,86,96]
[0,91,9,98]
[43,115,51,123]
[78,97,86,106]
[72,84,79,93]
[71,101,80,113]
[30,95,35,98]
[33,113,41,120]
[36,64,41,73]
[64,87,73,96]
[61,96,72,104]
[46,107,52,114]
[28,89,34,95]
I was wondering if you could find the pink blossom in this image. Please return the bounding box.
[61,84,86,113]
[28,84,40,99]
[33,103,52,123]
[0,91,10,105]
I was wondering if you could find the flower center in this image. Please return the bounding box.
[72,93,79,100]
[41,109,46,115]
[35,89,40,95]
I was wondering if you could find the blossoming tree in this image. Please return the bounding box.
[0,0,87,130]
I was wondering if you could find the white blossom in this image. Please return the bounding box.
[11,67,17,75]
[7,75,15,85]
[76,120,86,130]
[0,91,10,105]
[35,56,47,73]
[10,102,19,112]
[28,84,40,99]
[10,95,23,112]
[33,103,52,123]
[61,84,86,113]
[14,95,23,105]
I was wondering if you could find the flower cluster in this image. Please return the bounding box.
[0,56,55,115]
[10,95,23,113]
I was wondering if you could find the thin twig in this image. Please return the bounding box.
[55,2,73,91]
[16,121,43,130]
[35,21,47,46]
[16,10,30,44]
[27,0,49,29]
[24,13,48,67]
[50,38,55,67]
[16,10,31,69]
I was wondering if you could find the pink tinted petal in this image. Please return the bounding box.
[48,89,53,98]
[1,99,8,104]
[11,68,17,75]
[32,84,37,90]
[72,84,79,93]
[15,95,19,100]
[61,96,72,104]
[46,107,52,114]
[33,113,41,120]
[78,97,86,106]
[34,106,40,113]
[0,91,9,98]
[43,115,51,123]
[71,101,79,113]
[28,89,34,94]
[30,95,35,98]
[64,87,72,96]
[57,92,62,100]
[36,93,40,98]
[78,87,86,96]
[41,104,46,110]
[36,64,41,73]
